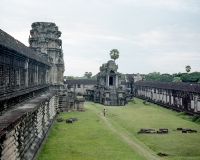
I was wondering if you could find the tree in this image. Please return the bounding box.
[120,73,125,80]
[173,77,182,82]
[91,74,98,80]
[145,72,161,81]
[110,49,119,61]
[185,65,191,73]
[66,76,74,80]
[160,74,173,82]
[84,72,92,79]
[181,72,200,82]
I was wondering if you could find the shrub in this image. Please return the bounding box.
[192,115,200,122]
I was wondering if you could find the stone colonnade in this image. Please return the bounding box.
[135,84,200,114]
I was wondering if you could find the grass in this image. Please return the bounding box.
[37,98,200,160]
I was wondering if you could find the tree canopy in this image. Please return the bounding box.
[185,65,191,73]
[110,49,119,61]
[173,77,182,82]
[66,76,74,80]
[144,71,200,83]
[84,72,92,79]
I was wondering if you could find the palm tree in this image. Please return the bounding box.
[110,49,119,61]
[185,65,191,73]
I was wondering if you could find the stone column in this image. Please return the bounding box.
[82,84,84,94]
[107,75,109,86]
[194,95,198,112]
[25,59,29,87]
[36,65,38,85]
[116,75,118,87]
[46,70,49,84]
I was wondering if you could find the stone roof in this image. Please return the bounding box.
[0,29,50,66]
[64,79,97,85]
[135,81,200,93]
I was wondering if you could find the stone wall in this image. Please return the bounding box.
[69,84,94,94]
[58,90,85,112]
[0,91,57,160]
[0,22,69,160]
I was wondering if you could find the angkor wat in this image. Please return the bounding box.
[0,22,200,160]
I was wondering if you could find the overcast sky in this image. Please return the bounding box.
[1,0,200,76]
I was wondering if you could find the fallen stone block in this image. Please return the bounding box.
[157,152,169,157]
[57,118,64,122]
[188,130,197,133]
[182,130,187,133]
[157,131,163,134]
[66,119,73,123]
[177,128,183,131]
[71,117,78,121]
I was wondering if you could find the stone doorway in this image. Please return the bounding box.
[109,76,113,85]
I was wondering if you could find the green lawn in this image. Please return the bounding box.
[37,98,200,160]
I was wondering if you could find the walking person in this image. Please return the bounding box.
[103,109,106,116]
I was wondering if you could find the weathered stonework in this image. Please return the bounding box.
[58,90,85,112]
[84,60,132,105]
[64,79,97,95]
[0,91,57,160]
[29,22,65,89]
[0,23,75,160]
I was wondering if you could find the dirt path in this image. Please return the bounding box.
[87,105,160,160]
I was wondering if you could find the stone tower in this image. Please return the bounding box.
[29,22,65,89]
[84,60,132,105]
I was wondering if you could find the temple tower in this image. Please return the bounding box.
[98,60,120,88]
[29,22,65,89]
[85,60,132,106]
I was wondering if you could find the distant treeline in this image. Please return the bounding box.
[64,75,98,80]
[64,72,200,83]
[143,72,200,83]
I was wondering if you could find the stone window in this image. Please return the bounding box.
[77,84,81,88]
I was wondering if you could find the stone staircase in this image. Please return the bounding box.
[110,88,118,105]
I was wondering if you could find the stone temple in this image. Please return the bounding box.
[84,60,132,105]
[1,21,200,160]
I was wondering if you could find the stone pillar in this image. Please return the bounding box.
[116,75,118,87]
[36,65,38,85]
[194,95,198,112]
[46,70,49,84]
[25,59,29,87]
[82,84,84,94]
[107,75,109,86]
